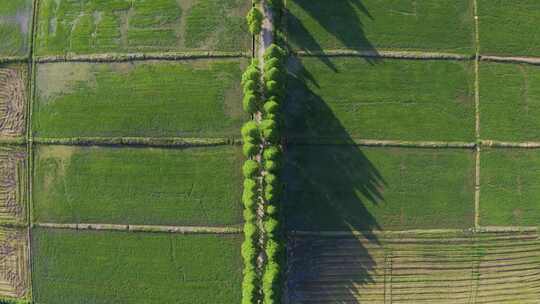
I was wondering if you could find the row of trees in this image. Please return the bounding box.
[242,1,286,303]
[240,56,262,304]
[260,42,286,304]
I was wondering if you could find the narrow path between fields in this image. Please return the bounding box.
[34,222,243,234]
[473,0,481,230]
[259,1,274,61]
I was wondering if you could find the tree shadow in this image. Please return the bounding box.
[283,53,387,302]
[285,0,381,71]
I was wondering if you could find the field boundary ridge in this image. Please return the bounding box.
[32,137,239,147]
[34,51,250,63]
[294,49,540,65]
[34,222,243,234]
[481,55,540,65]
[0,137,26,145]
[287,138,476,148]
[480,140,540,148]
[287,138,540,149]
[294,49,473,60]
[289,226,538,236]
[0,57,28,64]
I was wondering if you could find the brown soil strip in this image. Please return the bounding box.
[34,222,242,234]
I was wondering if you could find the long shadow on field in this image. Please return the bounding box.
[285,0,380,71]
[283,54,386,302]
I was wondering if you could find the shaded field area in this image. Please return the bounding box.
[478,0,540,57]
[284,145,475,231]
[285,56,475,142]
[480,148,540,227]
[286,0,474,54]
[287,230,540,304]
[32,228,243,304]
[0,0,32,57]
[479,62,540,142]
[0,146,26,225]
[33,59,246,138]
[36,0,250,55]
[0,64,27,137]
[33,145,243,226]
[0,227,28,299]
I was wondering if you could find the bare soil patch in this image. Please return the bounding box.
[0,67,26,136]
[0,147,26,223]
[0,228,28,299]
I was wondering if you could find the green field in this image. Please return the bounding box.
[32,228,243,304]
[36,0,250,55]
[33,145,243,226]
[286,0,474,54]
[286,57,475,142]
[0,0,32,57]
[284,145,475,231]
[480,148,540,227]
[479,62,540,142]
[478,0,540,56]
[33,59,246,138]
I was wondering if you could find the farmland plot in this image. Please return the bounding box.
[480,149,540,227]
[0,0,32,57]
[33,59,246,138]
[284,146,475,231]
[0,227,28,299]
[33,145,243,226]
[479,63,540,142]
[0,147,26,224]
[287,230,540,304]
[32,228,243,304]
[36,0,251,55]
[286,57,475,142]
[286,0,474,54]
[478,0,540,57]
[0,65,26,137]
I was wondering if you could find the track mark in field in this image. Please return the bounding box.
[388,0,418,18]
[517,65,530,116]
[0,68,26,137]
[0,228,28,299]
